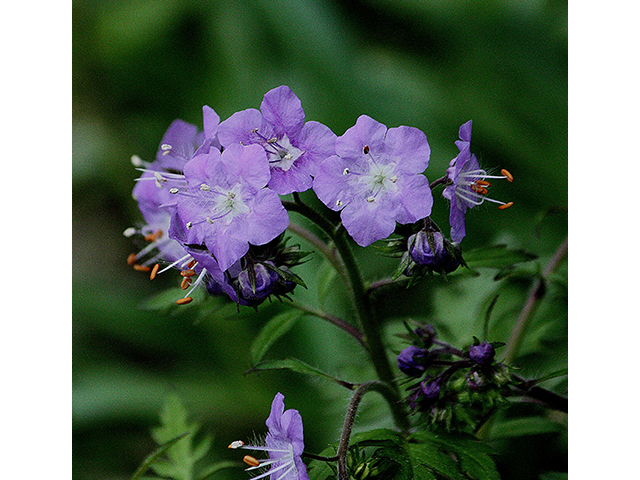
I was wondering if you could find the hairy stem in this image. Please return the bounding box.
[503,236,568,363]
[337,382,407,480]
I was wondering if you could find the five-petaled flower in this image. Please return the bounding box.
[313,114,433,247]
[229,392,309,480]
[442,120,513,243]
[170,143,290,272]
[217,85,337,195]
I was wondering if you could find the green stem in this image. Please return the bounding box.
[503,236,568,363]
[337,381,408,480]
[282,200,409,431]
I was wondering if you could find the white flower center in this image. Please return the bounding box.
[208,183,250,225]
[266,134,304,172]
[359,160,398,202]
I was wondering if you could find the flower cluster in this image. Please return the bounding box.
[396,323,510,431]
[126,86,513,306]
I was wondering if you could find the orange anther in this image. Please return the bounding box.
[498,201,514,210]
[187,259,197,269]
[144,233,155,242]
[127,253,137,266]
[501,169,514,182]
[180,276,191,290]
[180,269,196,277]
[150,263,160,280]
[475,180,491,187]
[470,184,488,195]
[243,455,260,467]
[154,229,163,239]
[176,297,193,305]
[133,264,151,272]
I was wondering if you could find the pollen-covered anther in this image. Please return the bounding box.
[367,195,376,203]
[243,455,261,467]
[475,180,491,187]
[169,188,179,194]
[160,144,173,156]
[228,440,245,449]
[180,276,191,290]
[498,201,514,210]
[150,264,160,280]
[133,264,151,272]
[363,145,370,154]
[180,269,196,277]
[200,183,210,191]
[176,297,193,305]
[501,169,514,182]
[342,168,350,175]
[127,253,137,266]
[336,200,343,207]
[470,184,488,195]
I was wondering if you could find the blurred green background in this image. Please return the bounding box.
[73,0,567,479]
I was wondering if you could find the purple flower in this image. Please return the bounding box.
[420,378,441,400]
[217,85,337,195]
[469,341,496,366]
[443,120,514,243]
[237,263,280,304]
[408,230,447,267]
[313,115,433,247]
[229,392,308,480]
[171,143,290,271]
[397,346,428,377]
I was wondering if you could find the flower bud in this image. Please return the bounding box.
[469,341,495,366]
[466,370,487,390]
[237,263,279,304]
[420,378,441,400]
[397,346,427,377]
[408,230,446,267]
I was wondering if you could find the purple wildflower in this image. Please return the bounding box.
[229,392,308,480]
[170,143,290,272]
[442,120,514,243]
[313,115,433,247]
[217,85,337,195]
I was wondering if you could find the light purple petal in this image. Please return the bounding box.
[155,119,199,163]
[260,86,305,137]
[384,125,430,173]
[313,155,354,211]
[217,108,263,147]
[295,120,338,177]
[268,163,313,195]
[220,143,270,191]
[336,115,387,160]
[394,174,433,224]
[341,200,396,247]
[245,189,290,245]
[458,119,473,143]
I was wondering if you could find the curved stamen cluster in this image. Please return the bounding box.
[454,168,514,210]
[252,129,305,172]
[229,440,301,480]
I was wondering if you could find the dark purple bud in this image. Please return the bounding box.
[469,341,495,366]
[237,263,279,304]
[408,230,446,267]
[413,324,436,348]
[420,378,441,400]
[397,346,427,377]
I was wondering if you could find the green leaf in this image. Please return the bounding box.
[148,394,211,480]
[129,432,189,480]
[247,358,355,390]
[250,309,305,364]
[463,245,537,273]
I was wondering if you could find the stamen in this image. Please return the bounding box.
[180,276,191,290]
[363,145,370,154]
[161,144,173,156]
[501,169,514,182]
[133,264,151,272]
[180,269,196,277]
[187,259,197,268]
[123,227,137,238]
[367,195,376,203]
[200,184,210,191]
[336,200,343,207]
[343,168,350,175]
[243,456,260,467]
[229,440,244,449]
[169,188,179,194]
[475,180,491,187]
[498,201,514,210]
[127,253,137,266]
[150,263,160,280]
[176,297,193,305]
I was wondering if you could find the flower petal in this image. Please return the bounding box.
[260,86,305,137]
